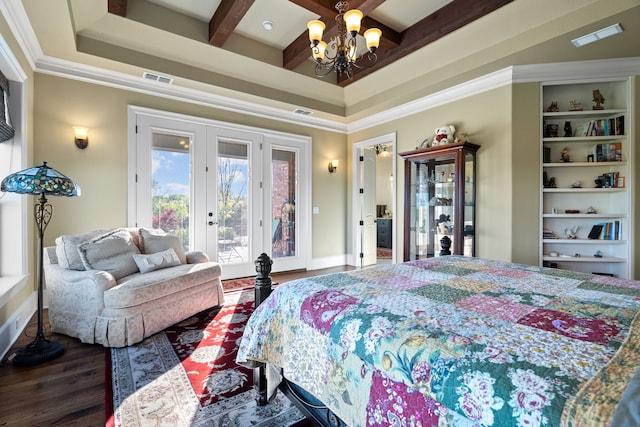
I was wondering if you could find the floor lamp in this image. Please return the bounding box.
[1,161,80,367]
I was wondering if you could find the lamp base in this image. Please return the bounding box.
[12,336,64,367]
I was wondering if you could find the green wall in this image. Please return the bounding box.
[349,85,516,262]
[32,74,349,259]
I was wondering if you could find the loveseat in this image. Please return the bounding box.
[44,227,224,347]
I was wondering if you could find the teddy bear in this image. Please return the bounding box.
[432,125,456,146]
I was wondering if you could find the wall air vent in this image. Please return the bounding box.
[293,108,312,116]
[142,72,173,84]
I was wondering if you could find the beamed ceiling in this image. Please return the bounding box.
[18,0,640,123]
[107,0,513,87]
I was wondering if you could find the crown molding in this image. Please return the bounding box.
[0,0,40,71]
[347,67,515,133]
[512,57,640,83]
[35,55,349,134]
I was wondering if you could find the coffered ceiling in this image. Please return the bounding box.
[18,0,640,124]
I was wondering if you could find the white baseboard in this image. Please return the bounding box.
[0,291,36,361]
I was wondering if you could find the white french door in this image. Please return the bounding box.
[129,107,310,279]
[205,127,262,279]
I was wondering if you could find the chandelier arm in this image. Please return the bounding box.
[350,52,378,70]
[314,62,338,77]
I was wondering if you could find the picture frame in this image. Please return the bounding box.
[617,176,625,188]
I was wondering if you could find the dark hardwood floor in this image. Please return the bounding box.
[0,265,353,426]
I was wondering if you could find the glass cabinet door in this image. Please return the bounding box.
[401,142,479,261]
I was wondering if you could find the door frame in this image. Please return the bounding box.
[351,132,397,265]
[127,105,312,278]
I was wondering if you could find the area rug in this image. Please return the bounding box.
[106,289,306,427]
[220,277,257,293]
[376,247,392,259]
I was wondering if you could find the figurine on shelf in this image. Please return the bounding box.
[564,121,572,137]
[561,147,571,162]
[564,226,579,239]
[592,89,605,110]
[594,250,603,258]
[546,101,559,112]
[570,181,582,188]
[586,206,597,214]
[548,177,557,188]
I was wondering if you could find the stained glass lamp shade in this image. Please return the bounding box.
[1,162,80,366]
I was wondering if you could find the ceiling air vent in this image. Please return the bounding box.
[293,108,312,116]
[143,72,173,84]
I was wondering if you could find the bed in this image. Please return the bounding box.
[236,255,640,426]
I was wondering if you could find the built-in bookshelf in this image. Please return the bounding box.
[540,79,631,278]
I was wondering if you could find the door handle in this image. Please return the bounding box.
[208,212,217,226]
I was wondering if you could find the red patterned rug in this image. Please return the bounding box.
[221,277,256,293]
[106,290,306,426]
[377,247,392,259]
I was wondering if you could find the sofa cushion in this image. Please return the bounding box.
[79,229,140,280]
[104,262,222,309]
[55,229,109,270]
[139,228,186,264]
[133,247,182,274]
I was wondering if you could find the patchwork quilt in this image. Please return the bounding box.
[236,256,640,426]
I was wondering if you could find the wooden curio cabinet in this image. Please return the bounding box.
[400,141,480,261]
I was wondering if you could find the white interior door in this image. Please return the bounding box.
[361,147,377,266]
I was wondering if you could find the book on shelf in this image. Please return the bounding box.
[574,115,625,137]
[590,221,621,240]
[592,142,622,162]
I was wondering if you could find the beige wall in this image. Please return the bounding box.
[511,82,542,266]
[32,74,349,260]
[349,85,515,262]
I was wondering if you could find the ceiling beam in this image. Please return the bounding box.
[208,0,255,47]
[107,0,127,17]
[337,0,514,86]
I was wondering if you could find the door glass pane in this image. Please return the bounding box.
[217,141,248,264]
[151,133,191,250]
[271,149,296,258]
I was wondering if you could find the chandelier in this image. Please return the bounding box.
[306,1,382,79]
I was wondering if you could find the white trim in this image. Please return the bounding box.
[347,68,515,133]
[0,0,39,71]
[37,56,348,134]
[512,57,640,83]
[0,287,35,361]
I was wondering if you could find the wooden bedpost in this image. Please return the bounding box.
[253,252,273,406]
[439,235,452,255]
[254,252,273,306]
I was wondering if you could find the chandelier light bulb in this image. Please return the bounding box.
[343,9,363,36]
[307,20,325,45]
[364,28,382,52]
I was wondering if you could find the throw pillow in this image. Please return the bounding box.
[132,248,182,274]
[78,229,140,280]
[139,228,186,264]
[55,229,109,270]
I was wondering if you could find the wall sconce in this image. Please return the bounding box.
[73,127,88,149]
[328,160,339,174]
